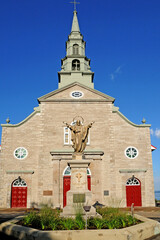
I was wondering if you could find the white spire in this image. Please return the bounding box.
[58,8,94,89]
[71,10,80,32]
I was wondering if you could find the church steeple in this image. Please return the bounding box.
[71,10,80,33]
[58,10,94,89]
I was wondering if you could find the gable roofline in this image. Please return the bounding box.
[1,106,41,128]
[112,106,151,128]
[38,82,115,103]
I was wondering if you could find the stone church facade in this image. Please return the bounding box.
[0,10,155,208]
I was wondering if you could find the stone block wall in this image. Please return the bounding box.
[0,85,155,208]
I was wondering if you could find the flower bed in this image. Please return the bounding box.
[19,206,141,230]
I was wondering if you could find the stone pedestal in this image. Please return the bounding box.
[62,153,96,216]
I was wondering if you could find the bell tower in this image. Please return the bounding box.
[58,10,94,88]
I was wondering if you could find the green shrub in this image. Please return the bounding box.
[23,211,40,228]
[126,215,138,226]
[62,218,76,230]
[40,206,60,230]
[104,219,114,229]
[75,212,85,230]
[97,207,120,219]
[22,206,140,231]
[90,217,105,229]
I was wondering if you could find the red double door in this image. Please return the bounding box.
[11,186,27,208]
[126,185,142,207]
[63,176,91,207]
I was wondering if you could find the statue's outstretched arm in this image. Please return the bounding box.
[88,121,95,128]
[63,121,72,130]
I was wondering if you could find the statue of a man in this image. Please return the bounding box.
[64,120,94,153]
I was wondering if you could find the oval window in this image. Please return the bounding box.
[71,91,84,98]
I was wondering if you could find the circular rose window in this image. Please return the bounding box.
[14,147,28,160]
[125,147,138,159]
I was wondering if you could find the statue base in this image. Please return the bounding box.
[62,153,96,217]
[72,152,85,160]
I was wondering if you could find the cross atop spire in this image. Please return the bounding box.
[70,0,80,11]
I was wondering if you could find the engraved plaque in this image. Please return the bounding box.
[104,190,109,196]
[43,191,53,196]
[73,194,85,203]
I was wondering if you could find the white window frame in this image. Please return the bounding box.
[125,146,138,159]
[14,147,28,160]
[64,127,70,144]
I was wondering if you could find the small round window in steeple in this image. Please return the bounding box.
[71,91,84,98]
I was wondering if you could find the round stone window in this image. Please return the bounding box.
[70,91,84,98]
[14,147,28,160]
[125,147,138,159]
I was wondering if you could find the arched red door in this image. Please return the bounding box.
[11,177,27,208]
[126,176,142,207]
[63,167,91,207]
[63,176,71,207]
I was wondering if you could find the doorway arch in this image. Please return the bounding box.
[63,166,91,207]
[11,177,27,208]
[126,176,142,207]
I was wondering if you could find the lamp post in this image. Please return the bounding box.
[83,206,91,229]
[131,203,134,217]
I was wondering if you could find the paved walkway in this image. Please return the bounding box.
[0,208,26,239]
[132,207,160,222]
[0,208,26,223]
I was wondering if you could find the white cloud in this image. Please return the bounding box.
[150,128,160,138]
[109,65,124,81]
[150,129,154,135]
[115,66,122,74]
[109,74,115,80]
[155,129,160,138]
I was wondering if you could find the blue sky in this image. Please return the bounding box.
[0,0,160,190]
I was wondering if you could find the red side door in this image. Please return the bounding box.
[63,176,71,207]
[11,187,27,208]
[87,176,91,191]
[126,185,142,207]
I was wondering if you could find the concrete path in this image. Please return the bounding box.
[0,208,26,239]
